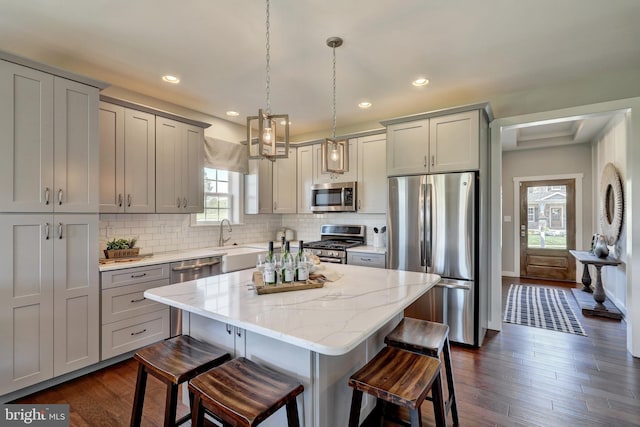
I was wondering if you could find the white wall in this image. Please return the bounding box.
[501,144,593,276]
[592,115,628,311]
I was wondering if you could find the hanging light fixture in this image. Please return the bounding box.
[322,36,349,174]
[247,0,289,161]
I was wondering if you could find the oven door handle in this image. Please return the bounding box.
[318,257,343,264]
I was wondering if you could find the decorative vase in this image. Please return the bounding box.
[594,235,609,258]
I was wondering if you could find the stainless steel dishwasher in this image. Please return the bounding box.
[169,256,221,337]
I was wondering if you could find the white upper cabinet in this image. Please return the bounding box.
[386,119,429,176]
[313,141,358,184]
[155,117,204,213]
[245,158,273,214]
[296,146,314,213]
[273,148,297,213]
[357,134,387,213]
[385,109,480,176]
[99,103,156,213]
[429,110,479,173]
[0,60,99,213]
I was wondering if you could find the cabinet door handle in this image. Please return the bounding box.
[130,329,147,336]
[127,194,132,207]
[131,273,147,278]
[183,197,187,208]
[226,324,232,335]
[431,155,435,167]
[130,297,146,303]
[58,189,63,205]
[45,222,50,240]
[236,329,242,338]
[58,222,63,239]
[45,187,50,205]
[360,257,372,262]
[118,193,123,207]
[274,201,277,211]
[177,197,182,208]
[423,156,427,168]
[358,200,361,210]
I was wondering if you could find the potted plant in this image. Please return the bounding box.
[104,238,139,259]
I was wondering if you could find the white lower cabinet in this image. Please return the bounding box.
[100,264,170,360]
[0,214,99,395]
[347,251,387,269]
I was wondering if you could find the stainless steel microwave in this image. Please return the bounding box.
[310,181,357,212]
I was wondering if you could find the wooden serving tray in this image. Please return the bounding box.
[253,271,325,294]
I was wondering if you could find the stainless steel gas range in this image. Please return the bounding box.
[303,224,365,264]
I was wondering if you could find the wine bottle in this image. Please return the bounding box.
[296,241,308,281]
[282,241,294,284]
[263,241,276,285]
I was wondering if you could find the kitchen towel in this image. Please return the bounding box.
[503,284,587,336]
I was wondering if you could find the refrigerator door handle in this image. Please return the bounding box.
[425,182,432,269]
[419,181,426,267]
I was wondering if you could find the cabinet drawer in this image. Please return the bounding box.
[101,279,169,324]
[101,309,170,360]
[101,263,170,289]
[347,252,386,269]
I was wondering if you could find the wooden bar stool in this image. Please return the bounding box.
[130,335,231,427]
[348,346,446,427]
[188,357,304,427]
[385,318,459,425]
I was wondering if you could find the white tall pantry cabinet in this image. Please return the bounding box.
[0,56,104,396]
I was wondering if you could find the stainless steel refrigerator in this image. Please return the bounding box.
[388,172,482,346]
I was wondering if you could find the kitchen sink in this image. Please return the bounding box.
[219,246,267,273]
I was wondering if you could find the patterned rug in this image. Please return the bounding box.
[503,284,587,336]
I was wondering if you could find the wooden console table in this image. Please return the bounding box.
[569,250,622,319]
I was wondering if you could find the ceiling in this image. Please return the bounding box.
[1,0,640,142]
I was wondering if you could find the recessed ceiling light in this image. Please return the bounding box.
[358,101,372,109]
[412,78,429,87]
[226,111,240,117]
[162,75,180,84]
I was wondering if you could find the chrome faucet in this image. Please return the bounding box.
[218,218,232,247]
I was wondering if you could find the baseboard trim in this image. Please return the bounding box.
[502,271,517,277]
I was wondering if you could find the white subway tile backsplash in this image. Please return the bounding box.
[98,212,387,257]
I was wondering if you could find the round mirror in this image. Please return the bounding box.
[599,163,624,245]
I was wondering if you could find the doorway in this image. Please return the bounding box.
[519,178,576,281]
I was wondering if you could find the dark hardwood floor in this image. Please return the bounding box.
[13,277,640,426]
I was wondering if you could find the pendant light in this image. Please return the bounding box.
[247,0,289,161]
[322,36,349,174]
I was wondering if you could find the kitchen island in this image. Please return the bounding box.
[144,264,440,427]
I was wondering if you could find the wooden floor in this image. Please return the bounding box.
[13,277,640,426]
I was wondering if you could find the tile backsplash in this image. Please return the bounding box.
[99,212,387,255]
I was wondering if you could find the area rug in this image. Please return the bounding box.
[503,284,587,336]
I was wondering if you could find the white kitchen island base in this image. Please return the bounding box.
[144,264,440,427]
[187,312,402,427]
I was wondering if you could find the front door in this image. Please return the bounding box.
[519,179,576,281]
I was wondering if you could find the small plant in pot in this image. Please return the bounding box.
[104,238,139,259]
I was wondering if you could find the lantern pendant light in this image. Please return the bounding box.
[247,0,289,161]
[322,36,348,174]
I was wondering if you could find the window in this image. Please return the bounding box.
[528,207,535,222]
[195,167,243,225]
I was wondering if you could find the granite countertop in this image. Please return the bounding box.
[143,264,440,356]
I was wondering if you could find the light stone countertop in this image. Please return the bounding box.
[348,245,387,254]
[144,263,440,356]
[98,242,296,272]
